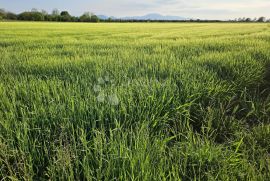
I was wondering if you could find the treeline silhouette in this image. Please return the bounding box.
[0,9,100,22]
[230,17,269,22]
[0,8,269,23]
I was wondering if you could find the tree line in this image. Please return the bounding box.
[0,8,100,22]
[230,17,269,22]
[0,8,269,23]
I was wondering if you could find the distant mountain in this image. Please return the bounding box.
[97,15,108,20]
[98,13,187,20]
[121,13,187,20]
[97,15,117,20]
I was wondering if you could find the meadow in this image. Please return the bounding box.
[0,22,270,180]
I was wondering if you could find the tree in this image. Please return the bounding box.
[41,10,48,15]
[44,14,52,21]
[257,16,266,22]
[79,12,99,22]
[91,15,99,22]
[32,12,44,21]
[79,12,92,22]
[60,11,70,16]
[60,11,71,21]
[237,18,243,22]
[6,12,17,20]
[51,9,60,21]
[240,17,246,22]
[18,12,31,20]
[41,10,50,21]
[0,9,6,19]
[71,16,79,22]
[18,11,44,21]
[245,18,251,22]
[52,9,60,16]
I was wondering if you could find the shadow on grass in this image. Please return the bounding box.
[233,63,270,126]
[179,62,270,143]
[201,61,236,82]
[257,63,270,98]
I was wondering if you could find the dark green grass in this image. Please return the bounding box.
[0,22,270,180]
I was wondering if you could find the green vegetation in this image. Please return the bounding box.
[0,9,100,22]
[0,22,270,180]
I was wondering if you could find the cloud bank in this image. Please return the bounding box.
[0,0,269,19]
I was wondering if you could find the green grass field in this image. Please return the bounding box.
[0,22,270,180]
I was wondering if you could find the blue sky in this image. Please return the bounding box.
[0,0,269,19]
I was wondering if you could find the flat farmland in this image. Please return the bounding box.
[0,22,270,180]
